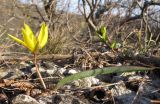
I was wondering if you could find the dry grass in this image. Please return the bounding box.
[42,26,75,54]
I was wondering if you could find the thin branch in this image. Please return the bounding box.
[120,1,160,26]
[0,54,72,61]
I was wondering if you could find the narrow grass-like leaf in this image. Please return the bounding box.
[56,66,153,89]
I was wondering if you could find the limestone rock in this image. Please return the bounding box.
[12,94,40,104]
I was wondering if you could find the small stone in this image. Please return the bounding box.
[2,69,24,79]
[57,68,66,75]
[12,94,40,104]
[142,83,160,98]
[88,77,100,85]
[120,72,136,77]
[111,76,124,83]
[128,75,143,81]
[67,69,78,74]
[112,81,136,104]
[116,62,122,66]
[115,92,136,104]
[46,70,56,75]
[73,77,99,88]
[72,98,80,104]
[30,89,42,97]
[37,96,52,104]
[31,67,45,73]
[37,94,88,104]
[0,70,13,79]
[0,93,8,104]
[40,61,58,69]
[20,61,32,67]
[96,74,112,82]
[63,68,80,76]
[111,81,132,96]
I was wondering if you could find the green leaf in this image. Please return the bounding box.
[101,26,107,41]
[56,66,153,90]
[100,26,106,35]
[96,26,108,43]
[38,22,48,49]
[96,32,103,41]
[110,41,116,49]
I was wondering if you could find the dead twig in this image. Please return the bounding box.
[0,54,72,61]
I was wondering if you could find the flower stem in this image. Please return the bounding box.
[34,53,46,89]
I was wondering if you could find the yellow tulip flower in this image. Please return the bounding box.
[8,22,48,53]
[8,22,48,89]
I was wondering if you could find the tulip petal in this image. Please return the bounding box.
[24,23,37,44]
[22,29,36,52]
[38,22,48,49]
[24,23,34,38]
[8,34,27,47]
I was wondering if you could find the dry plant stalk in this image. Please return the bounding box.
[34,53,46,89]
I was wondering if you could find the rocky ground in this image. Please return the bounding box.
[0,49,159,104]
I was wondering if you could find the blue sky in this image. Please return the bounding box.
[19,0,79,13]
[18,0,160,16]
